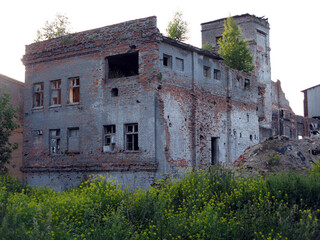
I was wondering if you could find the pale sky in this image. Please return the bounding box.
[1,0,319,115]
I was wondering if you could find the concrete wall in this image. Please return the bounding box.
[0,74,24,180]
[303,85,320,118]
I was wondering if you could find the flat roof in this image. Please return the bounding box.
[301,83,320,92]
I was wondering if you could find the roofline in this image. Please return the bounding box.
[0,73,24,86]
[161,36,223,60]
[201,13,269,28]
[301,83,320,92]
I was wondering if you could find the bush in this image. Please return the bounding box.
[1,169,320,239]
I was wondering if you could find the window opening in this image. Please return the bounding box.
[163,54,172,68]
[244,79,250,89]
[33,82,44,107]
[176,57,184,71]
[111,88,119,97]
[108,52,139,79]
[69,77,80,103]
[216,36,222,45]
[103,125,116,152]
[68,127,80,153]
[203,66,211,78]
[50,80,61,105]
[211,137,219,165]
[49,129,60,154]
[125,123,139,151]
[214,69,221,80]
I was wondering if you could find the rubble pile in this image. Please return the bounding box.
[233,136,320,174]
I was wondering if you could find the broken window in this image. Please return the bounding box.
[68,127,80,153]
[125,123,139,151]
[244,79,250,89]
[50,80,61,105]
[103,125,116,152]
[69,77,80,103]
[107,52,139,79]
[176,57,184,71]
[203,66,211,78]
[214,69,221,80]
[49,129,60,154]
[163,54,172,68]
[33,82,44,108]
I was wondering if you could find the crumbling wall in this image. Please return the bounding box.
[22,16,162,189]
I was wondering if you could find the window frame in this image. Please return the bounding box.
[103,125,116,152]
[33,82,44,108]
[214,69,221,80]
[50,79,61,106]
[124,123,139,151]
[49,129,61,154]
[163,54,172,69]
[68,77,80,104]
[203,65,211,78]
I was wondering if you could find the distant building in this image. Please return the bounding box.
[302,84,320,119]
[0,73,24,180]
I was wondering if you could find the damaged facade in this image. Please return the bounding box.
[22,14,318,190]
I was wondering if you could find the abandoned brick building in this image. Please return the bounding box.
[21,14,318,190]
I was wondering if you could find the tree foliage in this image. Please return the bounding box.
[202,42,213,52]
[35,13,71,42]
[166,11,189,41]
[0,91,19,173]
[218,17,255,73]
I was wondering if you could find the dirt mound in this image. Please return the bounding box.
[233,135,320,174]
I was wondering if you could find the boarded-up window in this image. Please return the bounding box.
[176,58,184,71]
[125,123,139,151]
[49,129,60,154]
[50,80,61,105]
[33,83,44,107]
[69,77,80,103]
[68,128,80,153]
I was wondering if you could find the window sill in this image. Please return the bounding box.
[123,150,140,153]
[66,102,80,106]
[49,104,62,109]
[32,106,44,111]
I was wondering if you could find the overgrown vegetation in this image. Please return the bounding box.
[166,11,189,41]
[35,13,71,42]
[0,90,19,173]
[202,42,213,52]
[218,17,255,73]
[1,167,320,239]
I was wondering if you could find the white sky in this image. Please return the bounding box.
[1,0,319,115]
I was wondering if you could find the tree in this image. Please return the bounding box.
[0,91,19,173]
[35,13,71,42]
[166,11,189,41]
[218,17,254,73]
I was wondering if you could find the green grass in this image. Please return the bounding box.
[1,167,320,239]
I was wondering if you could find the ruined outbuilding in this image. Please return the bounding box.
[21,14,318,190]
[0,73,24,180]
